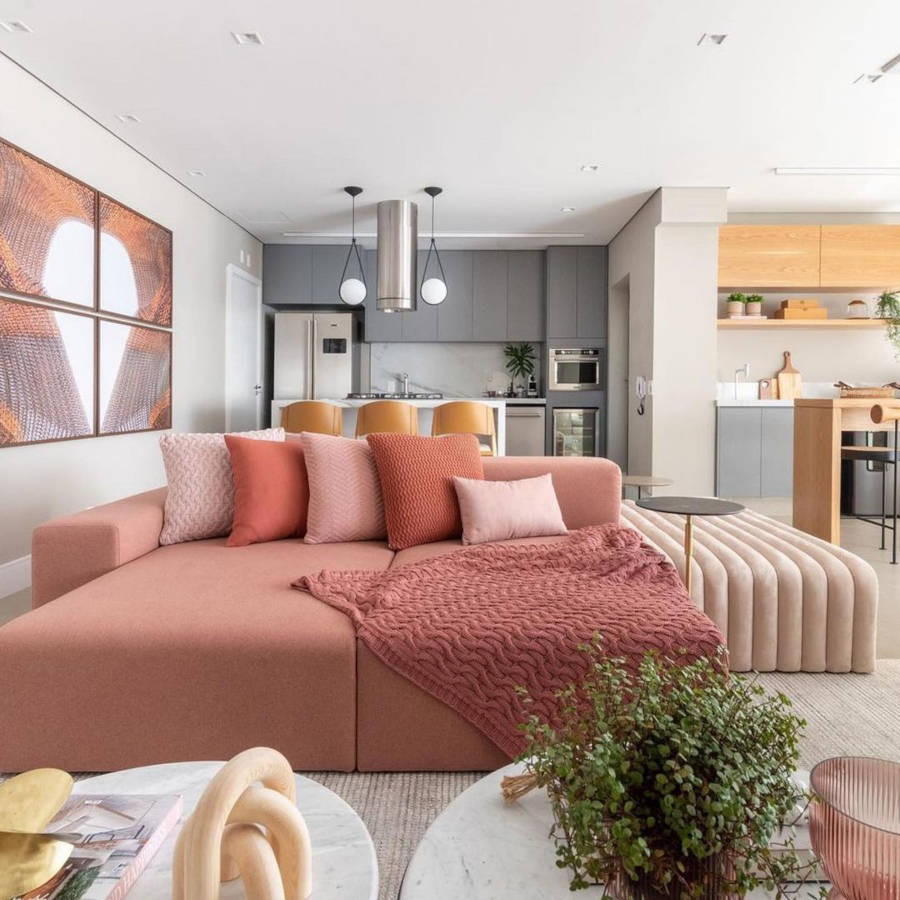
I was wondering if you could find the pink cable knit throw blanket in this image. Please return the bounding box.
[293,525,725,757]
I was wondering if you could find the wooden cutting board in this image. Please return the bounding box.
[758,378,778,400]
[775,351,802,400]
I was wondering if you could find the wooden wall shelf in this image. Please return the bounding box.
[717,318,888,330]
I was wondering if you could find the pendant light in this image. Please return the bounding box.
[339,186,367,306]
[420,186,448,305]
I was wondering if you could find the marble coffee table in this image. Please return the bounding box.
[400,763,823,899]
[77,762,378,899]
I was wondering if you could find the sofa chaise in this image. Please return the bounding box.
[0,456,877,774]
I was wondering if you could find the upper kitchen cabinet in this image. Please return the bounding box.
[507,251,544,342]
[436,251,474,341]
[401,250,438,342]
[262,245,312,304]
[546,246,607,339]
[311,245,348,304]
[820,226,900,288]
[363,249,401,342]
[472,251,508,341]
[718,225,820,288]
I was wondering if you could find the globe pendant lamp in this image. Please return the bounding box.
[339,186,367,306]
[420,186,448,305]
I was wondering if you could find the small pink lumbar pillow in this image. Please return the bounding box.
[452,473,568,545]
[300,432,387,543]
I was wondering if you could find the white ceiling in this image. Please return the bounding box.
[2,0,900,247]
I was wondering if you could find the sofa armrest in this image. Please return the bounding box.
[31,488,166,608]
[482,457,621,528]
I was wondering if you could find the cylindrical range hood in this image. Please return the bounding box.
[376,199,418,312]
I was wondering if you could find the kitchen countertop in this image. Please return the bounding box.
[716,399,794,407]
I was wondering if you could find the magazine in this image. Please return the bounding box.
[15,793,182,900]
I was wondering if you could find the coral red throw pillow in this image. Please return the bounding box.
[224,435,309,547]
[366,433,484,550]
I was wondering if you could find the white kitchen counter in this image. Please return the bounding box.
[716,399,794,407]
[272,397,510,454]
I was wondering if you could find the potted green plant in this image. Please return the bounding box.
[504,343,536,391]
[875,290,900,359]
[745,294,764,317]
[517,644,820,899]
[725,293,746,318]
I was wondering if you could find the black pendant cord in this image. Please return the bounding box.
[421,190,447,290]
[340,190,366,288]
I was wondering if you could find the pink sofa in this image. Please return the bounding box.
[0,456,621,773]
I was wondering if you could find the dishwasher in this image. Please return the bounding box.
[505,403,546,456]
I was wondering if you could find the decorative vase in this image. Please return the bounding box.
[610,853,737,900]
[745,300,762,316]
[847,299,870,319]
[726,301,744,317]
[810,756,900,900]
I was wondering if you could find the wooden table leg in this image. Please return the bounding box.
[683,514,693,594]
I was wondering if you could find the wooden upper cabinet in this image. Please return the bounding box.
[820,226,900,289]
[718,225,821,288]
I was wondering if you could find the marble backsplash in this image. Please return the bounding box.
[367,343,543,397]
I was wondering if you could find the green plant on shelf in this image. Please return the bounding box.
[876,290,900,359]
[504,343,535,383]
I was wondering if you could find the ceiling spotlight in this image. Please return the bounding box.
[187,170,206,177]
[561,206,576,213]
[580,164,600,173]
[231,31,264,45]
[697,33,727,46]
[115,113,141,124]
[0,20,32,33]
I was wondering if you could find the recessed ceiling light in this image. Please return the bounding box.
[560,206,576,213]
[580,164,600,173]
[115,113,141,124]
[231,31,264,45]
[187,170,206,177]
[775,167,900,176]
[697,32,727,46]
[1,20,32,33]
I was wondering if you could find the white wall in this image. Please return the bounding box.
[0,56,262,570]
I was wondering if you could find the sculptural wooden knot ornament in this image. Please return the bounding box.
[172,747,312,900]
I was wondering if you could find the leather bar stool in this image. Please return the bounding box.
[354,400,419,438]
[279,401,343,436]
[431,401,497,456]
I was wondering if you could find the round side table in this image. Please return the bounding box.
[621,475,674,500]
[635,496,744,593]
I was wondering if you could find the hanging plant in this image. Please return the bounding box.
[875,290,900,359]
[504,343,535,383]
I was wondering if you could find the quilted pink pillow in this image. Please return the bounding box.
[452,473,568,545]
[300,433,386,543]
[159,428,284,545]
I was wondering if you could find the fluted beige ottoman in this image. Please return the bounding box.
[621,500,878,673]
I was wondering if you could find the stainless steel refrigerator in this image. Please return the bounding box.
[273,312,354,400]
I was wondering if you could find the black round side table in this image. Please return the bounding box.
[635,496,745,593]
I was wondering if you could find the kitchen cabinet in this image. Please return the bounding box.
[505,404,546,456]
[311,245,348,304]
[262,245,312,304]
[436,251,474,341]
[716,407,794,498]
[473,251,508,341]
[363,249,401,341]
[820,226,900,288]
[718,225,821,289]
[546,246,607,339]
[507,251,544,342]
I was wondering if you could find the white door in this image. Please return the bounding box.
[225,264,263,431]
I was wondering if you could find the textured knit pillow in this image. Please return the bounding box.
[159,428,284,545]
[453,473,568,545]
[366,433,484,550]
[300,433,386,544]
[225,435,309,547]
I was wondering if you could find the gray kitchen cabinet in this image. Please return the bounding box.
[546,247,577,338]
[401,250,438,342]
[507,251,544,342]
[311,245,348,304]
[760,408,794,497]
[716,408,762,497]
[576,247,607,339]
[436,251,474,341]
[473,251,508,341]
[363,249,401,341]
[505,404,546,456]
[262,245,312,304]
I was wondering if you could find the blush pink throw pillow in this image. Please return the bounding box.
[300,433,386,543]
[452,473,568,545]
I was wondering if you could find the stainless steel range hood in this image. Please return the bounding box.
[376,199,418,312]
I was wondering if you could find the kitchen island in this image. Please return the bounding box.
[270,397,544,455]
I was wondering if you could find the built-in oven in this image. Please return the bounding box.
[549,347,604,391]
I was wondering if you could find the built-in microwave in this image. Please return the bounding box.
[549,347,604,391]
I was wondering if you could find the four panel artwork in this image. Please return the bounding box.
[0,137,172,447]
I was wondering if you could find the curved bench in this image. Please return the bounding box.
[621,500,878,673]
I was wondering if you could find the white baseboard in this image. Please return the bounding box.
[0,555,31,599]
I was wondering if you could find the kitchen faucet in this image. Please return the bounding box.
[734,363,751,400]
[400,372,409,395]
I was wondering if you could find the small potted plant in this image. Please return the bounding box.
[725,293,746,318]
[516,643,820,899]
[876,290,900,359]
[504,343,536,394]
[745,294,764,317]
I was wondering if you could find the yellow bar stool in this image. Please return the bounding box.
[279,401,343,435]
[431,401,497,456]
[354,400,419,438]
